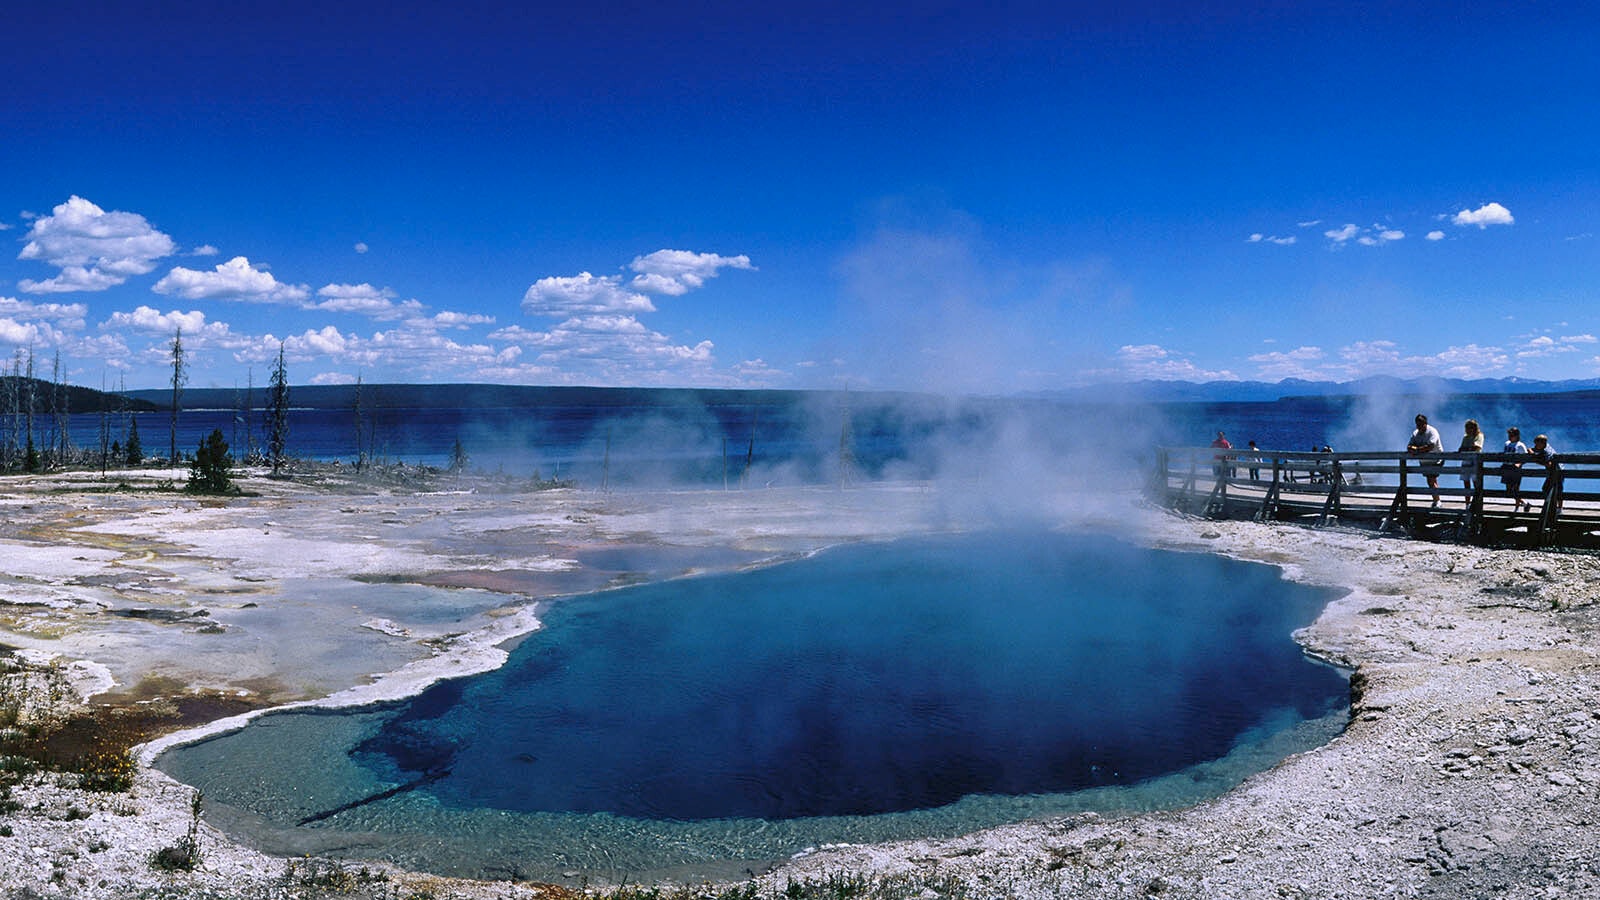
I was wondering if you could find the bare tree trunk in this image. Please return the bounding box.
[51,349,71,469]
[169,328,186,465]
[266,343,290,476]
[353,374,368,473]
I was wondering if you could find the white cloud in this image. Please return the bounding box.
[300,325,351,356]
[508,249,756,384]
[226,318,552,381]
[1338,340,1402,368]
[1452,201,1514,228]
[422,311,496,329]
[490,314,722,384]
[1516,333,1598,359]
[1324,224,1360,243]
[522,272,655,317]
[1113,344,1237,381]
[1429,343,1508,375]
[354,242,369,254]
[316,282,394,303]
[20,266,126,293]
[192,245,219,256]
[153,256,310,304]
[1247,233,1296,245]
[563,314,649,334]
[100,305,234,344]
[308,283,424,320]
[0,318,46,345]
[1337,340,1508,378]
[731,358,785,381]
[69,333,131,363]
[627,249,754,296]
[0,297,88,330]
[1247,345,1326,380]
[16,196,177,293]
[1325,223,1404,247]
[486,325,545,342]
[1426,230,1445,241]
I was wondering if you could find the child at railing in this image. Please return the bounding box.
[1502,427,1528,512]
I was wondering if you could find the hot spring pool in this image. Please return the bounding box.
[156,530,1349,883]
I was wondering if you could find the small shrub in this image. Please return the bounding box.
[283,857,390,892]
[151,842,199,872]
[151,789,203,872]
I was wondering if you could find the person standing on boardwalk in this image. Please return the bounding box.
[1210,430,1233,479]
[1246,440,1261,481]
[1407,414,1444,506]
[1501,427,1529,512]
[1457,419,1484,501]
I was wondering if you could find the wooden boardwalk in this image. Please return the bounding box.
[1149,447,1600,548]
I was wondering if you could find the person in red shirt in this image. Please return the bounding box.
[1210,430,1233,479]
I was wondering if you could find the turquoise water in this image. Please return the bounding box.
[157,531,1348,883]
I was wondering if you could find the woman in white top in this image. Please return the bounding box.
[1457,419,1483,500]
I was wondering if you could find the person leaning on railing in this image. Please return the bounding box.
[1528,434,1560,509]
[1528,434,1558,467]
[1407,413,1444,507]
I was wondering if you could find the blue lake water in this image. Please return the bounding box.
[156,530,1348,883]
[54,389,1600,488]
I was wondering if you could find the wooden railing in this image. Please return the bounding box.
[1150,447,1600,546]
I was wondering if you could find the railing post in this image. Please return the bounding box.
[1149,448,1170,499]
[1179,457,1198,512]
[1256,458,1281,522]
[1317,459,1343,525]
[1466,456,1485,542]
[1537,468,1564,545]
[1382,457,1409,532]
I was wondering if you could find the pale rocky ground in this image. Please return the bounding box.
[0,466,1597,899]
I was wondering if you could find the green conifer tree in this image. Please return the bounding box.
[187,429,233,494]
[126,417,144,466]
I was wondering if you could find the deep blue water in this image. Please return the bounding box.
[355,532,1344,819]
[157,531,1347,881]
[49,390,1600,487]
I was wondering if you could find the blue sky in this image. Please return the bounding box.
[3,1,1599,393]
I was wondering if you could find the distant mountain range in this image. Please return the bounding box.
[1040,376,1600,404]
